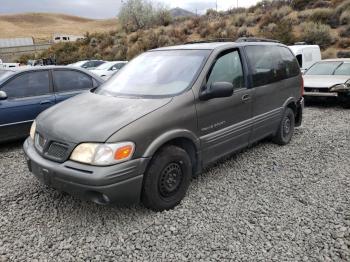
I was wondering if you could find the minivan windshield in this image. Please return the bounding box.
[305,62,343,75]
[96,50,210,97]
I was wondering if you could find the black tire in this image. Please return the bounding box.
[141,145,192,211]
[342,99,350,109]
[272,108,295,145]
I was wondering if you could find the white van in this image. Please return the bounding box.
[288,44,321,73]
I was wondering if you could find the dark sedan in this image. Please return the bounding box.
[0,66,104,142]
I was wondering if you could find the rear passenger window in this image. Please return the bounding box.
[2,71,50,98]
[53,70,93,92]
[207,50,244,89]
[278,47,300,78]
[246,46,299,87]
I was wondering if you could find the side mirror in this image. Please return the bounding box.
[200,82,234,100]
[0,90,8,100]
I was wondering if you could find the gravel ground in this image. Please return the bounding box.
[0,105,349,261]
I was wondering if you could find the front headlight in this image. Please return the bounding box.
[70,142,135,166]
[30,121,36,140]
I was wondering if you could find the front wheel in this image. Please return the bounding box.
[272,108,295,145]
[141,145,192,211]
[339,94,350,109]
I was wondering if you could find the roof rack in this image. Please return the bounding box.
[235,37,281,43]
[185,38,235,44]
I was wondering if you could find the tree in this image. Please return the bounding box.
[118,0,172,32]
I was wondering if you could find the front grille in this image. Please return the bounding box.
[46,142,69,162]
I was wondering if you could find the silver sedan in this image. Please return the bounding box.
[303,59,350,107]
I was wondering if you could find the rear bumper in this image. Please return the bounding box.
[295,97,304,127]
[23,138,150,205]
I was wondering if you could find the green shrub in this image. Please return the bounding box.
[271,6,293,20]
[339,10,350,25]
[322,47,337,59]
[291,0,317,10]
[308,8,334,24]
[337,50,350,58]
[299,22,333,48]
[298,9,314,21]
[335,0,350,16]
[245,15,260,27]
[311,0,332,8]
[260,20,296,45]
[338,38,350,48]
[237,26,253,37]
[232,14,246,27]
[340,25,350,37]
[260,5,293,28]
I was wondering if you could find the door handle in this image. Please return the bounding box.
[241,94,251,102]
[40,100,52,105]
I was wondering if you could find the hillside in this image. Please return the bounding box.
[0,13,119,43]
[19,0,350,64]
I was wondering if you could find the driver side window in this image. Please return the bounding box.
[207,50,244,89]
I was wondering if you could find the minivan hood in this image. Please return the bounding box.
[37,92,172,143]
[303,75,350,88]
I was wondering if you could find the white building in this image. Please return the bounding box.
[0,37,34,48]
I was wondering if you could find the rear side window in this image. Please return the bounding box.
[278,47,300,78]
[207,50,244,89]
[53,70,93,92]
[2,71,50,98]
[246,46,299,87]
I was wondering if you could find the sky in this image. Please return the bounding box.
[0,0,261,19]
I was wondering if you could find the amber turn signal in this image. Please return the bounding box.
[115,145,133,160]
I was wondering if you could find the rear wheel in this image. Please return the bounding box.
[272,108,295,145]
[141,145,192,211]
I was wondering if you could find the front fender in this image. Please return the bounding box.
[143,129,200,158]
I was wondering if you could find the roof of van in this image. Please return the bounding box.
[153,41,284,51]
[288,45,320,53]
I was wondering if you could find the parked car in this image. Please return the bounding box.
[289,44,321,73]
[0,66,104,142]
[68,60,105,70]
[90,61,128,80]
[27,58,56,66]
[24,39,304,211]
[303,59,350,107]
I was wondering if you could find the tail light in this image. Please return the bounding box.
[300,76,304,97]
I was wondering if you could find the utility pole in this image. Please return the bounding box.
[216,0,218,11]
[237,0,239,8]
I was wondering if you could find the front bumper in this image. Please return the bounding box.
[23,138,150,205]
[304,91,338,97]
